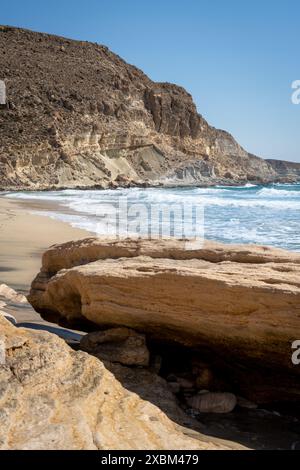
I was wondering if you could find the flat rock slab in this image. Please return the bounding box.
[28,238,300,401]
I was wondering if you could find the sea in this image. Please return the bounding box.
[5,182,300,252]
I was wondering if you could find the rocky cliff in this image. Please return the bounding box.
[0,25,297,190]
[267,159,300,180]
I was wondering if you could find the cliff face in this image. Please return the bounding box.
[0,26,296,190]
[267,159,300,180]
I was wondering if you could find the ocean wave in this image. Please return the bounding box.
[215,183,258,189]
[4,184,300,251]
[257,187,300,197]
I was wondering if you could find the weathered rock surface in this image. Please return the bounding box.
[267,159,300,182]
[0,283,30,325]
[0,26,298,190]
[187,392,237,414]
[28,237,300,403]
[104,361,195,427]
[195,368,214,390]
[0,283,27,304]
[236,396,258,410]
[80,327,149,366]
[0,310,17,325]
[0,315,241,450]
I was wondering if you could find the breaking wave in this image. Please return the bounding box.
[4,183,300,251]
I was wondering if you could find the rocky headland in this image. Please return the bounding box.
[1,25,300,190]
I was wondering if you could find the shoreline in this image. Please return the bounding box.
[1,181,299,295]
[0,178,299,193]
[0,197,91,293]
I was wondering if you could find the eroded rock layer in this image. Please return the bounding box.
[28,238,300,403]
[1,26,299,189]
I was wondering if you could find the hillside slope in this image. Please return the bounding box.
[0,26,298,190]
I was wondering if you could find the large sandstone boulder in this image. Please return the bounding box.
[0,315,240,450]
[28,237,300,402]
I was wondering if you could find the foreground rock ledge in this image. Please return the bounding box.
[0,316,240,450]
[29,237,300,402]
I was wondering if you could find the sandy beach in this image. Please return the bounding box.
[0,197,91,293]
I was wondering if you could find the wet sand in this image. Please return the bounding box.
[0,197,91,293]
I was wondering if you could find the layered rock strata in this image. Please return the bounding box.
[1,26,299,190]
[28,237,300,403]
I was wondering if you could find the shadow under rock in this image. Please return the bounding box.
[103,359,300,450]
[18,322,83,342]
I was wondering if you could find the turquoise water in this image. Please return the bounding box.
[5,183,300,251]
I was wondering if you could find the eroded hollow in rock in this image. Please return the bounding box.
[78,328,300,418]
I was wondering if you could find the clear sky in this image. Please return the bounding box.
[1,0,300,162]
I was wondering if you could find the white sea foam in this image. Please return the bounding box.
[4,184,300,251]
[257,187,300,197]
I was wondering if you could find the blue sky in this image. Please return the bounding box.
[2,0,300,162]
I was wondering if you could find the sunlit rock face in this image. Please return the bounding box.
[29,237,300,403]
[0,315,241,450]
[1,26,297,191]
